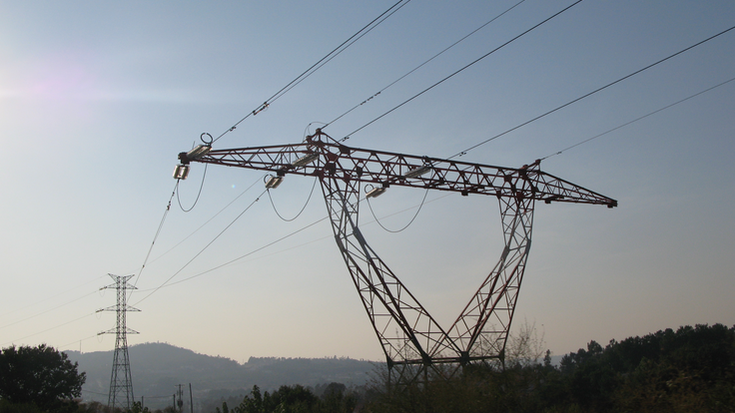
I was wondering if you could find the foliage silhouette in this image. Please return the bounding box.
[215,383,359,413]
[0,344,85,413]
[364,323,735,413]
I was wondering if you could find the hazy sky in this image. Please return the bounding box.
[1,0,734,366]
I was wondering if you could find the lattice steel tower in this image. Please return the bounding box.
[175,130,616,384]
[98,273,140,410]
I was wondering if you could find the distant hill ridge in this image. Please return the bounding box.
[66,342,377,410]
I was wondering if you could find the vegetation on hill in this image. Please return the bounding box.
[3,324,733,412]
[366,323,735,413]
[207,323,735,413]
[214,383,358,413]
[67,343,375,410]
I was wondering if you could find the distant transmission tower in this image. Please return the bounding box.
[98,273,140,410]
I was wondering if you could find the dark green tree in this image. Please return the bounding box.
[364,324,735,413]
[126,402,152,413]
[216,385,327,413]
[318,383,357,413]
[0,344,86,412]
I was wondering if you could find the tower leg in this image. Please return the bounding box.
[318,161,538,381]
[446,194,535,364]
[319,174,458,375]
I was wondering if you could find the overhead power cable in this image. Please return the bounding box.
[267,176,319,222]
[322,0,527,131]
[0,274,106,319]
[133,190,267,306]
[541,75,735,160]
[131,181,179,295]
[59,334,99,352]
[366,187,430,233]
[142,192,454,291]
[176,164,208,212]
[3,191,454,349]
[341,0,584,141]
[451,23,735,159]
[1,312,95,347]
[141,175,265,268]
[149,216,330,289]
[211,0,412,145]
[0,290,98,331]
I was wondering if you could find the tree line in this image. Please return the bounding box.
[367,323,735,413]
[199,323,735,413]
[2,323,733,412]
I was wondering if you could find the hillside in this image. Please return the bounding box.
[66,342,377,410]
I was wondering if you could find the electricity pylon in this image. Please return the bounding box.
[175,130,616,383]
[98,273,140,410]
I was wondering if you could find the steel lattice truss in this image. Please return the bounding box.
[179,130,616,376]
[99,274,139,410]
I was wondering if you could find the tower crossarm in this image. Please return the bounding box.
[181,130,617,208]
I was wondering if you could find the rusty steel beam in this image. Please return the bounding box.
[182,130,616,208]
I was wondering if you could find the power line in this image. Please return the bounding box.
[181,12,735,285]
[0,274,106,319]
[0,290,98,330]
[142,175,265,267]
[210,0,412,145]
[2,190,451,351]
[541,75,735,160]
[340,0,584,141]
[176,164,208,212]
[2,185,177,347]
[139,216,329,290]
[24,180,263,354]
[132,181,180,293]
[1,312,96,347]
[267,176,319,222]
[58,334,100,352]
[450,23,735,159]
[0,183,449,347]
[366,188,429,233]
[3,165,234,337]
[322,0,527,131]
[132,190,267,306]
[141,192,454,290]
